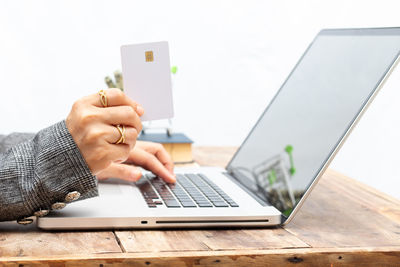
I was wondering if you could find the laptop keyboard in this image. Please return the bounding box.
[136,173,239,208]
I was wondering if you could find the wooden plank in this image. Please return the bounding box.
[0,247,399,266]
[193,147,400,248]
[0,220,121,257]
[191,228,309,250]
[285,169,400,247]
[326,170,400,224]
[114,230,211,252]
[192,146,238,167]
[115,228,309,253]
[1,146,399,265]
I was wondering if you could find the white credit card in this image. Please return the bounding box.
[121,41,174,121]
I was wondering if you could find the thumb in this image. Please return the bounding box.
[96,162,142,182]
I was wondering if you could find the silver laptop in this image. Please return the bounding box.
[38,28,400,230]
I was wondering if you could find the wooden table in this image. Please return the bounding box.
[1,146,400,266]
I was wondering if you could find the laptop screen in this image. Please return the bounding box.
[227,28,400,220]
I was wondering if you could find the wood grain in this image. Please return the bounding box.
[114,230,211,253]
[115,228,309,253]
[1,146,399,266]
[0,219,121,257]
[0,247,399,267]
[286,169,400,247]
[192,146,238,167]
[189,228,309,250]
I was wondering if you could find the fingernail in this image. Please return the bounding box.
[132,170,142,180]
[136,105,145,116]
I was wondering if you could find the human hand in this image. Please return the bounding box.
[66,88,144,175]
[96,140,176,183]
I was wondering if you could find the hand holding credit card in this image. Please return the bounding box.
[121,41,174,121]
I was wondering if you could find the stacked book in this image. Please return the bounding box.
[138,132,194,164]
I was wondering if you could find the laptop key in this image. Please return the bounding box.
[147,177,183,208]
[185,173,231,207]
[140,173,239,209]
[136,179,163,207]
[212,201,229,207]
[198,203,213,207]
[197,173,239,208]
[164,200,181,208]
[166,182,199,207]
[181,201,197,207]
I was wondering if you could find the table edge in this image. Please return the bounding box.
[1,246,399,263]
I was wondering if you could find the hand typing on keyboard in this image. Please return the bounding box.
[97,141,176,183]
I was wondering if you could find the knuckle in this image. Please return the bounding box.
[73,97,90,111]
[79,110,98,125]
[131,140,137,149]
[124,105,136,117]
[123,107,142,131]
[130,128,138,139]
[71,100,81,111]
[110,88,124,99]
[155,143,163,150]
[70,101,84,119]
[137,121,143,133]
[128,132,137,149]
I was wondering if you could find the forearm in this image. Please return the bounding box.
[0,121,98,222]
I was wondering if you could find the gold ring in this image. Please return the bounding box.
[98,90,108,107]
[115,125,125,144]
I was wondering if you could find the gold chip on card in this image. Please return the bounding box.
[145,51,154,62]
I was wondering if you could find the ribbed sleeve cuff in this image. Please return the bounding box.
[13,120,98,213]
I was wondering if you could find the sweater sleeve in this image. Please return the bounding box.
[0,120,98,222]
[0,132,35,153]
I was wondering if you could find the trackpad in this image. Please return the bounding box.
[98,178,132,195]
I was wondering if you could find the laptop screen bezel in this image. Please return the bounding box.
[225,27,400,225]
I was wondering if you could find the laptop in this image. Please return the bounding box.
[38,27,400,230]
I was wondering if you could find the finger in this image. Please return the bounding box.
[129,148,176,183]
[99,106,142,132]
[96,162,142,182]
[156,150,174,174]
[138,141,174,173]
[86,88,145,116]
[103,125,138,147]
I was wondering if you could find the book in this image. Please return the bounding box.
[138,132,194,164]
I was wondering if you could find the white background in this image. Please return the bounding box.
[0,0,399,199]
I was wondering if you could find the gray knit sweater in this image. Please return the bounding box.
[0,120,98,222]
